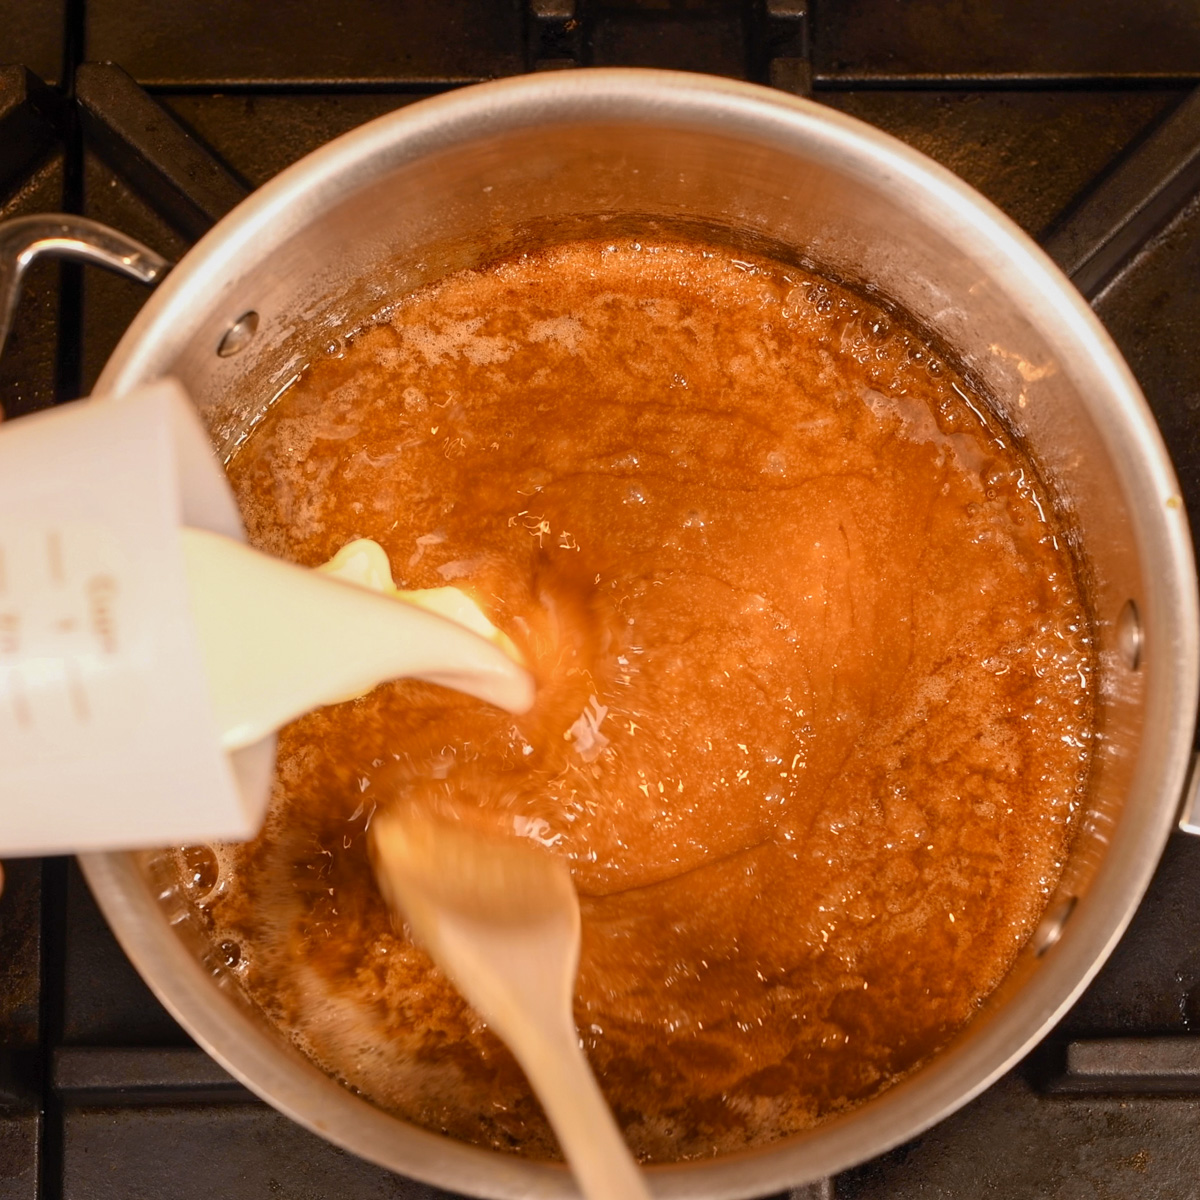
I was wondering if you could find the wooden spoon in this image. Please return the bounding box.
[371,810,653,1200]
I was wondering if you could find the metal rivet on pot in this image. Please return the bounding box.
[217,311,259,357]
[1116,599,1142,670]
[1033,894,1077,957]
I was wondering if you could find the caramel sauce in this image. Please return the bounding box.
[190,238,1094,1161]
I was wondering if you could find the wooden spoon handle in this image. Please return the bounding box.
[511,1024,653,1200]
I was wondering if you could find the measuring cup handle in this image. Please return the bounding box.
[0,214,171,360]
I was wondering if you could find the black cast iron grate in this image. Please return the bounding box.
[3,2,1200,1197]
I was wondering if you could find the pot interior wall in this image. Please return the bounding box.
[91,93,1174,1195]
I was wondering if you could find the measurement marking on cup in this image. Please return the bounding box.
[46,530,64,585]
[7,671,32,729]
[65,663,91,723]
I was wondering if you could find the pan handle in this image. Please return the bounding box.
[1179,752,1200,835]
[0,215,170,895]
[0,214,171,360]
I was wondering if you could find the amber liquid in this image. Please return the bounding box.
[182,238,1094,1162]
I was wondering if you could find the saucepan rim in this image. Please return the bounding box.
[82,68,1198,1199]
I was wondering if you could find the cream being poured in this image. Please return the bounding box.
[181,530,533,751]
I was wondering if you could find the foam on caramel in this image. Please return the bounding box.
[178,238,1094,1162]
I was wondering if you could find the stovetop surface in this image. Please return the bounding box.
[3,3,1200,1198]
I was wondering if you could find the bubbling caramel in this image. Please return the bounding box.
[188,237,1094,1162]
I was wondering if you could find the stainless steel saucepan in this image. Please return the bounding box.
[3,69,1197,1200]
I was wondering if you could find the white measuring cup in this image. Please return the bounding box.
[0,379,533,857]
